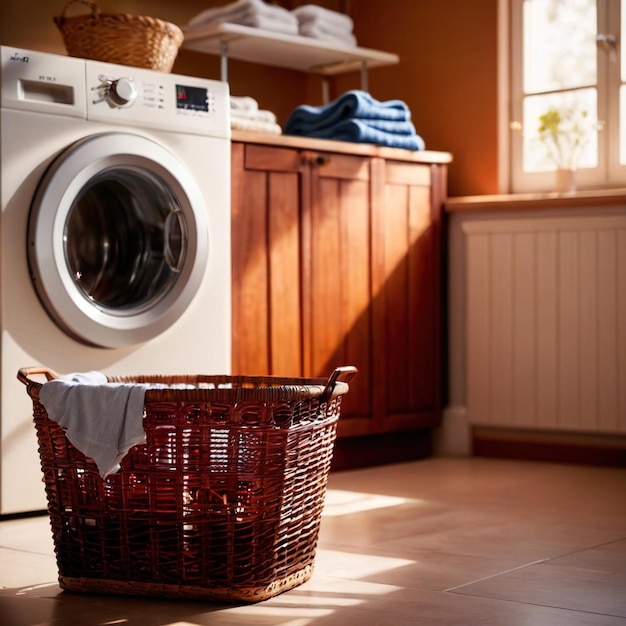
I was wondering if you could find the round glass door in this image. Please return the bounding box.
[28,132,209,348]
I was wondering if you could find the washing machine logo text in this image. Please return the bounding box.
[9,53,29,63]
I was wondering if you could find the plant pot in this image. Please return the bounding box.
[555,168,577,193]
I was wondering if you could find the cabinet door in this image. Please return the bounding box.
[302,151,373,436]
[231,142,304,376]
[370,158,444,433]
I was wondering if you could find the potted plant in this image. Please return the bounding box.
[537,106,593,192]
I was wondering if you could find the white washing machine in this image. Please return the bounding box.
[0,47,231,514]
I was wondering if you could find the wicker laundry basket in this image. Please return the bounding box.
[54,0,184,72]
[18,365,356,602]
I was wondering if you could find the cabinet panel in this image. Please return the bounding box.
[385,161,431,186]
[317,152,370,181]
[375,162,441,432]
[381,181,413,413]
[232,144,270,375]
[408,185,438,410]
[269,172,302,375]
[307,164,372,429]
[231,143,302,376]
[245,144,301,172]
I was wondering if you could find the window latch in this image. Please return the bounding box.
[596,34,617,50]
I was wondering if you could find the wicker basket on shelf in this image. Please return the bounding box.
[54,0,184,72]
[18,365,356,602]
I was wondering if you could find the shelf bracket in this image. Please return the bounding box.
[321,60,370,103]
[360,61,368,93]
[322,78,329,104]
[220,40,229,83]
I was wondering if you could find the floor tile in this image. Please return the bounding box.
[0,515,54,555]
[452,539,626,618]
[0,457,625,625]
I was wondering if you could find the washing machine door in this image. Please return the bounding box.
[28,132,210,348]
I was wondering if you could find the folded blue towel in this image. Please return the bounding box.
[287,117,417,137]
[284,90,425,150]
[284,90,411,133]
[290,118,425,151]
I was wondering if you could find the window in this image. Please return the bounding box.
[509,0,623,192]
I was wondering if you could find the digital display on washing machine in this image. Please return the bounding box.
[176,85,209,112]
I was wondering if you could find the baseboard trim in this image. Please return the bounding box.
[473,427,626,467]
[433,406,471,456]
[331,429,434,471]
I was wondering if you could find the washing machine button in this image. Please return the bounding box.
[107,78,138,107]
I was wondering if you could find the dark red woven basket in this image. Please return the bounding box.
[18,366,356,602]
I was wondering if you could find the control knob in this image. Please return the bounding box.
[106,78,137,107]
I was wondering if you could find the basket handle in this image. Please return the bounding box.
[17,366,60,387]
[59,0,100,19]
[319,366,357,404]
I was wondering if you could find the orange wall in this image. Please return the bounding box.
[0,0,499,196]
[342,0,500,197]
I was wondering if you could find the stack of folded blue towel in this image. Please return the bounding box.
[284,90,425,151]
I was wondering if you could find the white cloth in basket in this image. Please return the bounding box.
[39,371,148,479]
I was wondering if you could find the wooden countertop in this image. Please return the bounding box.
[231,130,453,164]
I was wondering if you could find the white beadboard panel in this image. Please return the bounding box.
[463,213,626,434]
[490,233,514,425]
[578,230,599,431]
[619,230,626,431]
[466,233,491,425]
[512,232,536,427]
[597,230,619,432]
[536,231,558,430]
[558,230,581,430]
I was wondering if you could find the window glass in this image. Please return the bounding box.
[523,88,598,171]
[621,0,626,163]
[621,85,626,164]
[622,0,626,81]
[523,0,597,93]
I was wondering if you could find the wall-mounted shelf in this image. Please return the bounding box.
[182,22,399,96]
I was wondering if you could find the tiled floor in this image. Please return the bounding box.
[1,457,625,625]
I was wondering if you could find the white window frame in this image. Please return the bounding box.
[505,0,625,194]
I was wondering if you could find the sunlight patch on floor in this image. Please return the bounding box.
[315,548,415,580]
[217,573,407,624]
[322,489,409,517]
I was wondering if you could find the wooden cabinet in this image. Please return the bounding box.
[231,135,449,449]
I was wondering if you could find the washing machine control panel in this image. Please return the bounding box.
[0,47,230,138]
[86,61,229,138]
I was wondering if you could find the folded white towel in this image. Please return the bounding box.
[231,108,277,124]
[230,95,259,112]
[39,372,148,479]
[237,12,299,34]
[231,116,282,135]
[188,0,294,26]
[298,17,355,39]
[186,0,299,35]
[293,4,354,32]
[299,21,357,47]
[229,95,281,133]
